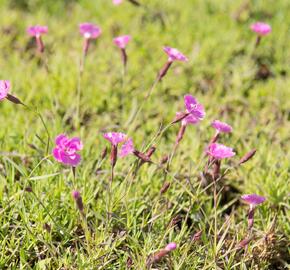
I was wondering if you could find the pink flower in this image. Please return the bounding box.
[211,120,232,133]
[27,25,48,37]
[0,80,10,100]
[165,242,177,251]
[250,22,271,36]
[114,35,131,49]
[175,112,199,126]
[120,138,134,157]
[52,134,83,167]
[206,143,235,159]
[183,95,205,123]
[241,194,266,208]
[163,46,188,62]
[113,0,123,5]
[79,23,102,39]
[241,194,266,230]
[103,132,127,146]
[103,132,131,167]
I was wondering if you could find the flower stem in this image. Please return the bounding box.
[255,36,261,48]
[247,207,255,232]
[76,49,86,129]
[213,178,218,263]
[36,110,51,156]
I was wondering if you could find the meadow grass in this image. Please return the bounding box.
[0,0,289,269]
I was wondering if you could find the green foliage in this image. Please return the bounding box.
[0,0,289,268]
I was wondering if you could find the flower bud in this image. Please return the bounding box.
[72,190,84,214]
[238,149,257,165]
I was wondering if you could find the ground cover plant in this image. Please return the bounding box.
[0,0,289,269]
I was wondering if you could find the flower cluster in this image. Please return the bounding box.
[1,16,271,261]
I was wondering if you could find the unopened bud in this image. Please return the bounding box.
[128,0,141,6]
[160,181,170,194]
[236,237,252,249]
[160,155,169,165]
[191,230,202,242]
[72,190,84,214]
[238,149,257,165]
[145,146,156,158]
[6,94,25,106]
[25,186,32,192]
[133,150,152,163]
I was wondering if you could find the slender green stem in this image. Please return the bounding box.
[126,78,158,134]
[213,178,218,266]
[76,51,86,129]
[36,110,51,156]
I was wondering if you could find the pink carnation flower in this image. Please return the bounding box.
[165,242,177,251]
[241,194,266,207]
[114,35,131,49]
[180,113,200,126]
[183,95,205,124]
[211,120,232,133]
[103,132,127,146]
[207,143,235,159]
[0,80,10,100]
[113,0,123,5]
[27,25,48,37]
[163,46,188,62]
[79,23,102,39]
[52,134,83,167]
[250,22,271,36]
[120,138,134,157]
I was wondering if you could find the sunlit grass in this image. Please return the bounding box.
[0,0,289,268]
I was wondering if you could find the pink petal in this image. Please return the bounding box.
[60,152,81,166]
[120,138,134,157]
[113,0,123,5]
[241,194,266,206]
[55,134,69,148]
[163,46,188,62]
[250,22,271,36]
[206,143,235,159]
[68,137,83,151]
[184,95,205,121]
[211,120,232,133]
[27,25,48,37]
[103,132,127,146]
[79,23,102,39]
[52,147,63,162]
[182,114,199,126]
[113,35,131,49]
[0,80,10,100]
